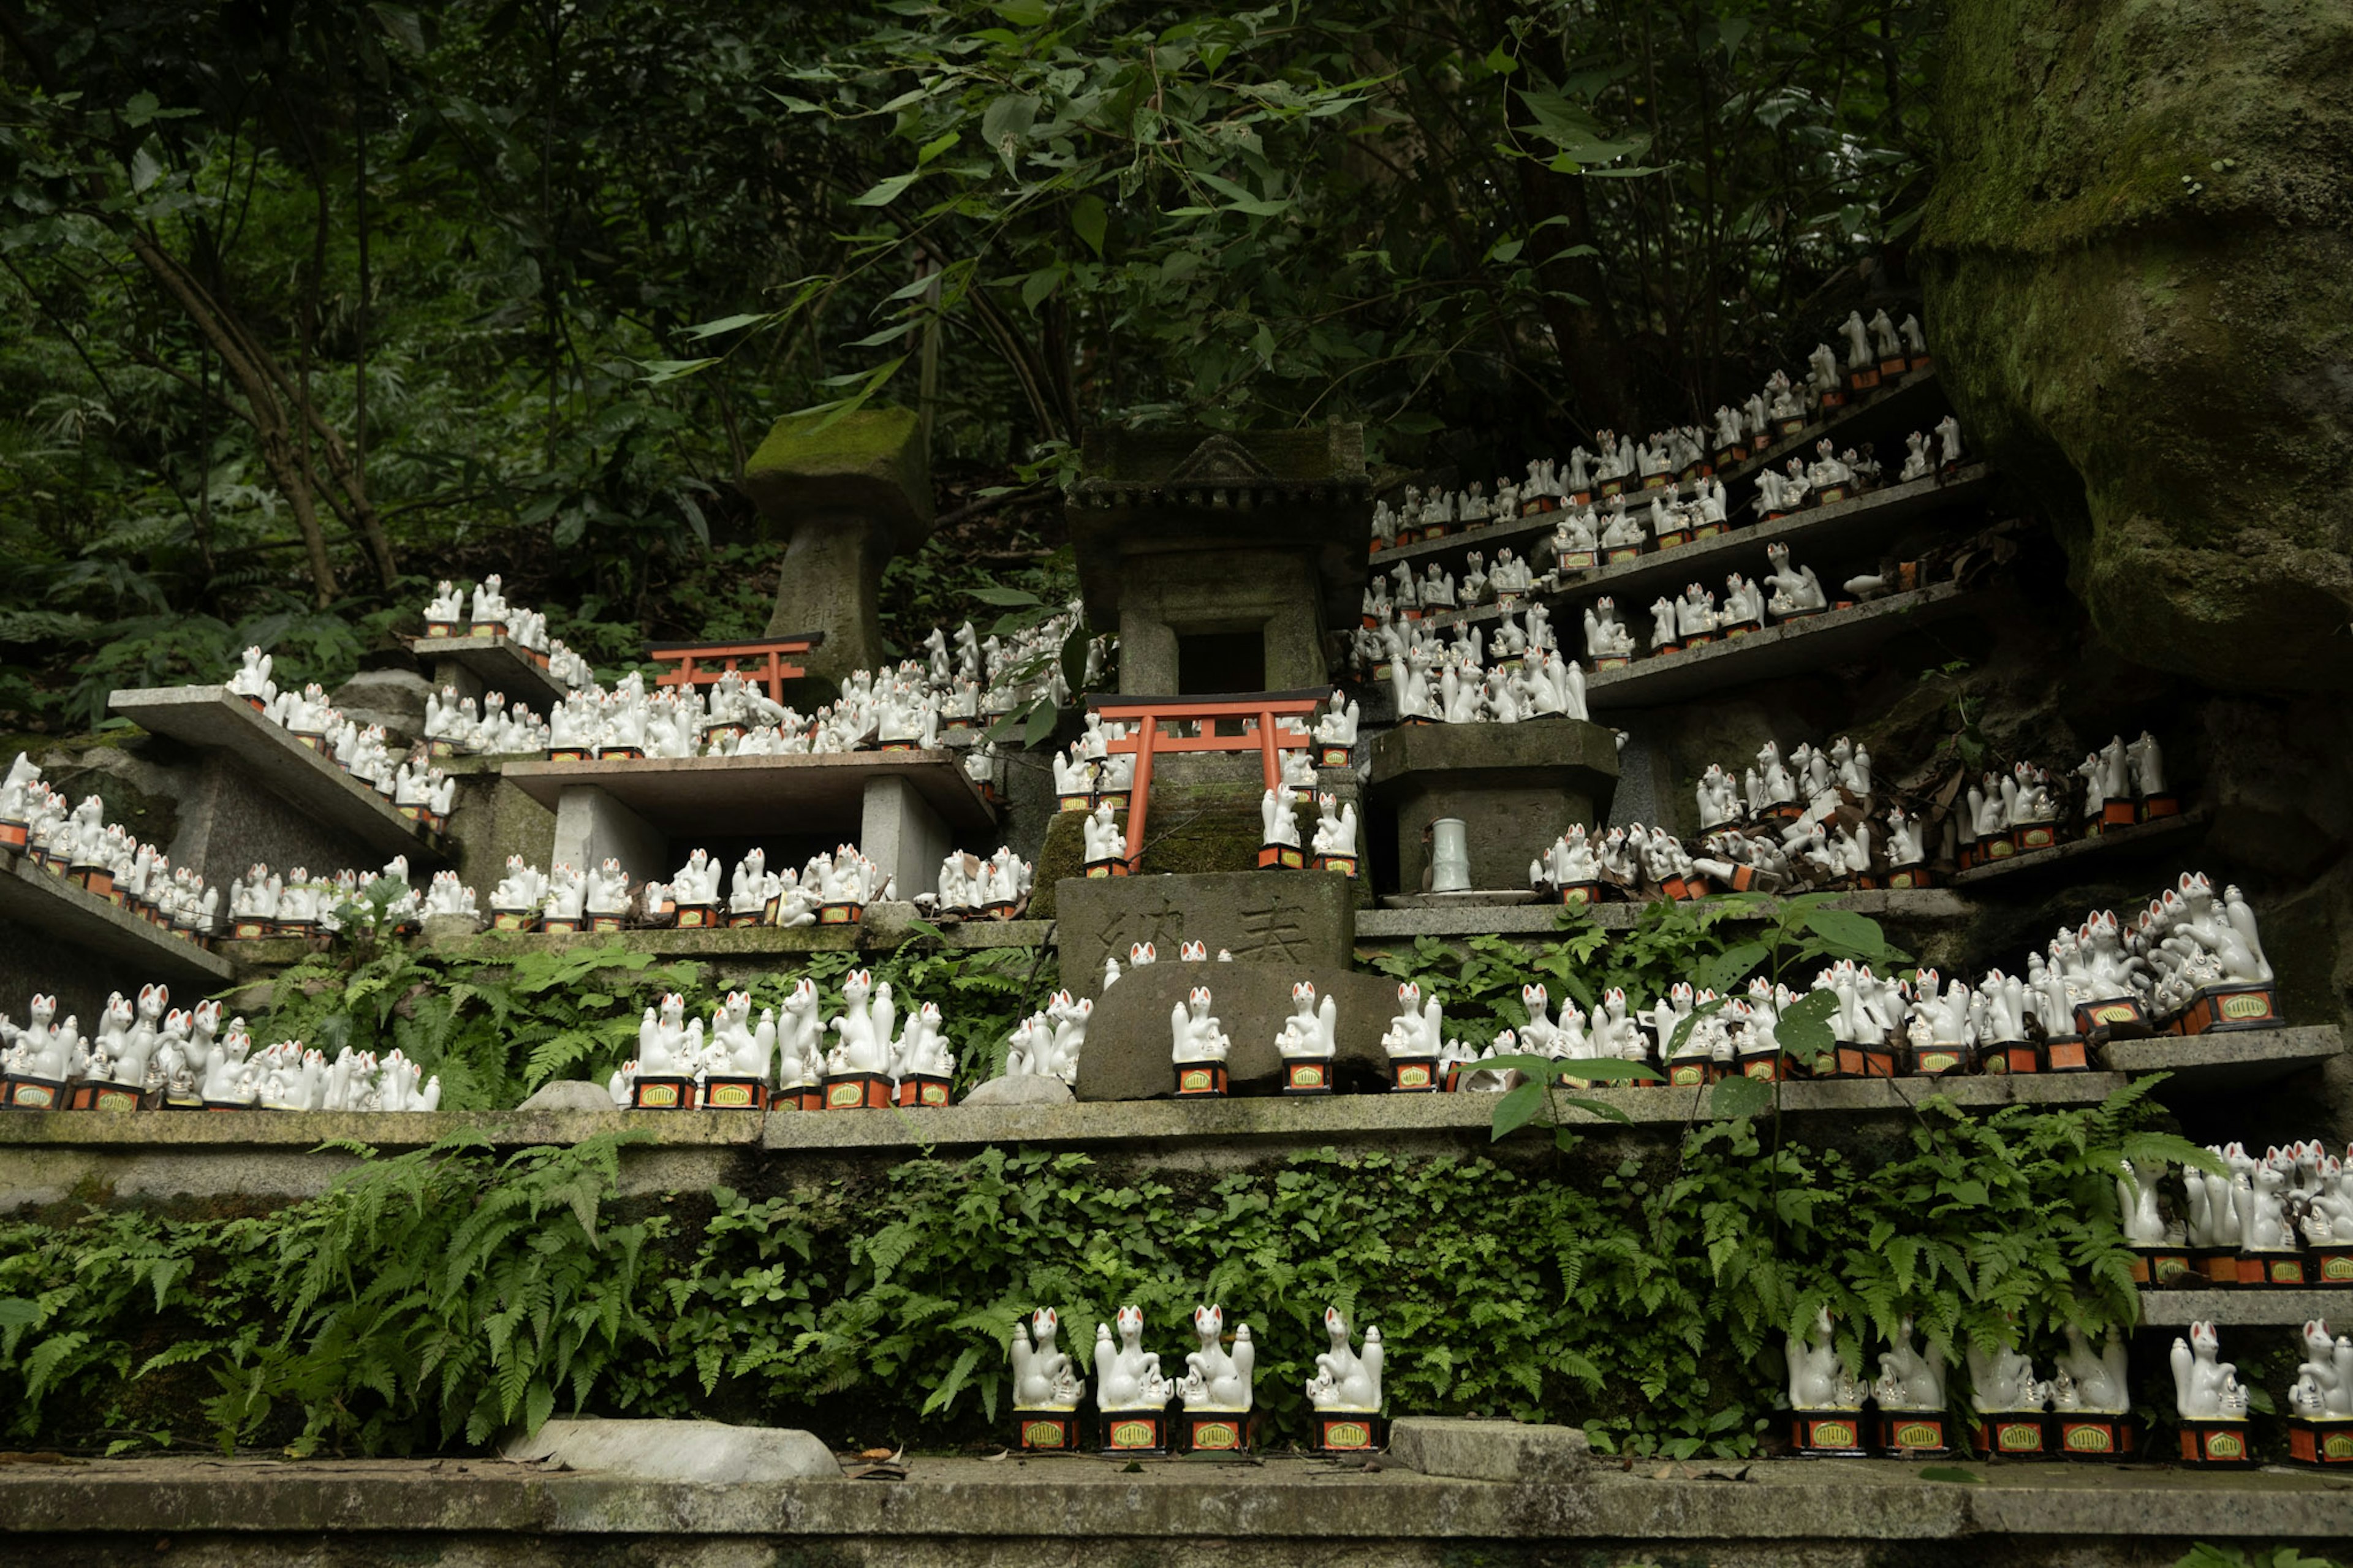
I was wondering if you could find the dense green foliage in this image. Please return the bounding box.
[0,0,1936,727]
[1,1081,2186,1459]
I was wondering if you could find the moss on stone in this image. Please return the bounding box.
[1918,0,2353,691]
[741,406,931,543]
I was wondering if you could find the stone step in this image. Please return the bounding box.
[0,845,233,988]
[1587,581,1972,710]
[2,1447,2347,1562]
[106,685,452,866]
[5,1029,2331,1212]
[409,632,572,710]
[1949,805,2211,887]
[2137,1289,2353,1328]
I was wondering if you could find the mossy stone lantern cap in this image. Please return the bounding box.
[741,405,934,690]
[1067,426,1372,695]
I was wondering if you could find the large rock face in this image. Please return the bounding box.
[1917,0,2353,691]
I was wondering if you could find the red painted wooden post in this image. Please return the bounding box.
[1098,693,1324,869]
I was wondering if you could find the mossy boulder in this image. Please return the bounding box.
[1917,0,2353,691]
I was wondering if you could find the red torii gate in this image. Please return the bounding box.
[1093,689,1325,868]
[645,632,824,705]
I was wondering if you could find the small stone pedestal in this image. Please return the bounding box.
[1366,719,1618,896]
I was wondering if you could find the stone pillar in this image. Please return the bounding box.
[740,407,934,691]
[1367,719,1620,895]
[859,775,950,900]
[551,786,668,888]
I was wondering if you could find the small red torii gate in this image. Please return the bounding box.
[645,632,824,705]
[1093,689,1325,868]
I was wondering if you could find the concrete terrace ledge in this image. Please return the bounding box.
[105,684,452,865]
[0,846,235,988]
[2,1453,2351,1553]
[409,632,571,711]
[1586,580,1973,710]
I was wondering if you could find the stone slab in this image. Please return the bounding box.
[496,751,996,835]
[1585,581,1971,710]
[1072,958,1408,1100]
[958,1073,1074,1107]
[1719,364,1947,488]
[1387,1416,1591,1482]
[1055,871,1355,993]
[1357,887,1979,937]
[411,634,570,711]
[222,911,1051,979]
[106,685,452,865]
[2101,1024,2341,1089]
[1949,805,2212,885]
[0,846,233,988]
[2135,1290,2353,1328]
[1549,464,1996,612]
[7,1451,2353,1552]
[504,1419,841,1482]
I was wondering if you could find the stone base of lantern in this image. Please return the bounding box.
[2176,1418,2255,1466]
[70,1081,158,1113]
[2178,983,2278,1034]
[629,1075,697,1110]
[2126,1243,2194,1289]
[1389,1055,1439,1093]
[896,1073,953,1108]
[2242,1249,2309,1287]
[1974,1412,2054,1459]
[1311,1412,1387,1455]
[1173,1062,1228,1098]
[1874,1409,1951,1458]
[702,1076,767,1111]
[1014,1409,1084,1453]
[1282,1059,1334,1096]
[1181,1412,1252,1456]
[2288,1415,2353,1467]
[1099,1410,1168,1456]
[824,1072,894,1111]
[2054,1413,2136,1459]
[1789,1411,1868,1456]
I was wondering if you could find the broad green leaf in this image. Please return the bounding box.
[849,172,920,207]
[1709,1073,1772,1119]
[1070,194,1107,257]
[1489,1081,1545,1141]
[967,586,1042,608]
